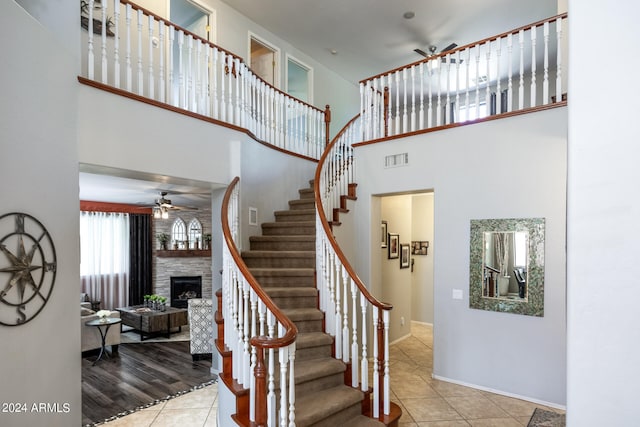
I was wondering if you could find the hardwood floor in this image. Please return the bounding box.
[82,342,215,426]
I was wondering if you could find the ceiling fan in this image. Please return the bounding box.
[414,43,462,63]
[153,191,198,219]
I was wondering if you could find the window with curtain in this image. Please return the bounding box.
[80,211,130,309]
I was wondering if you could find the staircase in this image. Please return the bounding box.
[241,180,385,427]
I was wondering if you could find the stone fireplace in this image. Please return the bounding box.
[170,276,202,308]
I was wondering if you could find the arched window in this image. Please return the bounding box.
[172,218,186,249]
[188,218,202,249]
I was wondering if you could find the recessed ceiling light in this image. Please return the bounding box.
[330,49,338,55]
[403,11,415,19]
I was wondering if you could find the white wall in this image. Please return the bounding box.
[411,194,434,325]
[353,107,567,406]
[0,2,81,426]
[567,0,640,424]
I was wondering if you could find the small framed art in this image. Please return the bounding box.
[400,243,410,268]
[388,233,399,259]
[381,221,388,248]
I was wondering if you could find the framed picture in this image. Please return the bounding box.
[381,221,388,248]
[411,240,429,255]
[388,233,399,259]
[400,244,410,268]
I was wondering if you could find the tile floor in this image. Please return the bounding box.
[100,323,564,426]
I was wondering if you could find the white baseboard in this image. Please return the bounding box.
[411,320,433,327]
[431,374,566,411]
[389,332,412,345]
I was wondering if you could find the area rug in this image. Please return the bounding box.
[119,324,190,343]
[527,408,566,427]
[85,378,218,427]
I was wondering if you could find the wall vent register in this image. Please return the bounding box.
[384,153,409,168]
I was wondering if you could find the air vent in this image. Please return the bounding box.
[385,153,409,168]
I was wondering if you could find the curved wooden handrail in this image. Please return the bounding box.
[314,116,393,311]
[359,12,568,84]
[118,0,324,115]
[221,176,298,349]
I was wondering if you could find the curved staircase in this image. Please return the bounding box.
[240,181,386,426]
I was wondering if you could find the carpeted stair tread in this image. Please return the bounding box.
[249,235,315,242]
[275,209,316,220]
[289,199,315,210]
[295,385,364,426]
[242,250,315,258]
[249,268,315,277]
[274,357,345,386]
[347,415,386,427]
[295,331,333,349]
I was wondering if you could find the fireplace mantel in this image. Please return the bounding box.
[156,249,211,258]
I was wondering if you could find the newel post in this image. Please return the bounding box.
[324,104,331,147]
[254,346,267,426]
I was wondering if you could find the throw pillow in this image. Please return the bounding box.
[81,307,95,316]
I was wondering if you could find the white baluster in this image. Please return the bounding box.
[543,22,550,104]
[394,71,401,135]
[436,62,442,126]
[474,43,481,119]
[227,55,234,122]
[519,29,525,109]
[113,0,120,88]
[351,279,359,388]
[485,41,491,117]
[212,47,219,119]
[445,54,451,124]
[402,68,408,133]
[419,62,425,130]
[158,21,165,102]
[87,0,94,80]
[496,37,502,114]
[334,256,342,360]
[531,26,537,107]
[219,52,226,122]
[249,290,257,421]
[455,50,461,123]
[507,33,513,112]
[125,4,132,91]
[187,35,194,111]
[267,312,276,427]
[100,0,108,84]
[386,74,393,136]
[360,294,368,392]
[383,310,390,415]
[243,282,251,386]
[147,15,154,99]
[279,339,288,427]
[427,62,433,128]
[465,48,471,120]
[288,344,296,427]
[167,25,175,105]
[342,267,349,363]
[410,65,416,132]
[372,308,379,418]
[556,18,563,102]
[136,9,143,95]
[178,32,185,108]
[195,41,202,113]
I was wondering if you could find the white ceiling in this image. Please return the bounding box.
[79,1,559,206]
[220,0,559,83]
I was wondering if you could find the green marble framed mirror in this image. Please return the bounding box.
[469,218,545,316]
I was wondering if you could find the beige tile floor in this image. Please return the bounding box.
[100,323,564,426]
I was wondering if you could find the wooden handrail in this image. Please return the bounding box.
[220,177,298,349]
[359,12,568,84]
[314,116,393,311]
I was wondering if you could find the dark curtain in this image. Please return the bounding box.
[129,214,152,306]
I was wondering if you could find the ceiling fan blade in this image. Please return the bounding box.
[440,43,458,53]
[414,48,429,57]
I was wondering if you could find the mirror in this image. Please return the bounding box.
[469,218,545,317]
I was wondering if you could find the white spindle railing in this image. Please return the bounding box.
[314,116,394,419]
[81,0,327,160]
[360,13,568,141]
[221,177,297,426]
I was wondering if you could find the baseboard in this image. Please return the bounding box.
[431,374,566,411]
[389,332,412,346]
[411,320,433,327]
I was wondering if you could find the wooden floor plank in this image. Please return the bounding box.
[81,342,215,426]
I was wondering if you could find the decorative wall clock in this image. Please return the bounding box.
[0,213,57,326]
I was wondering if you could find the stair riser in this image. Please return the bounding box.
[295,344,333,362]
[289,200,315,210]
[262,225,315,236]
[244,257,315,269]
[275,213,316,222]
[250,241,316,251]
[310,403,364,427]
[293,319,323,333]
[269,296,317,309]
[253,279,316,288]
[299,189,314,199]
[273,372,344,403]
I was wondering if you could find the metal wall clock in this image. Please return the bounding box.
[0,213,57,326]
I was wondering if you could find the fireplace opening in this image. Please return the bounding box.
[170,276,202,308]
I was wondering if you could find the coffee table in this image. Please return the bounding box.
[116,305,188,341]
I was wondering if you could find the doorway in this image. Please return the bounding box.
[286,54,312,103]
[249,33,280,87]
[379,192,434,341]
[169,0,215,42]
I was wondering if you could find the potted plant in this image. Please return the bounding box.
[159,296,167,311]
[156,232,170,250]
[143,294,151,307]
[203,233,212,250]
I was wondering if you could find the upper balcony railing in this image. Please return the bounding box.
[80,0,328,160]
[359,13,568,142]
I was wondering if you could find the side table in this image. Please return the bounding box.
[85,317,121,365]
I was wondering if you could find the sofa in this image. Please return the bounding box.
[81,304,121,353]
